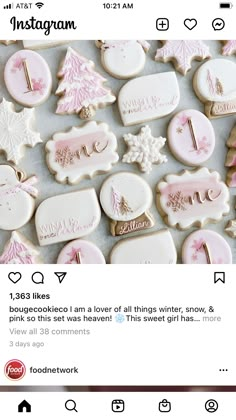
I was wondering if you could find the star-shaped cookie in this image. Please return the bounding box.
[0,98,42,163]
[222,40,236,56]
[155,40,211,75]
[122,125,167,174]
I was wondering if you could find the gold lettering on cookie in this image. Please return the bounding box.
[110,212,154,236]
[167,189,221,212]
[55,141,109,168]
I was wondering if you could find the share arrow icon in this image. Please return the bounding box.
[54,272,67,283]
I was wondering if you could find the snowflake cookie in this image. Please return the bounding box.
[0,98,42,164]
[122,126,167,174]
[0,231,42,264]
[156,167,229,230]
[155,40,211,75]
[55,47,116,119]
[46,121,119,184]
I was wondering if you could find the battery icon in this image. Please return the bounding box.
[219,2,233,7]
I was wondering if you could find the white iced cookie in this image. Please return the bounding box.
[156,167,230,230]
[110,230,177,264]
[182,229,232,264]
[0,231,42,264]
[57,239,106,264]
[96,40,150,79]
[193,58,236,118]
[0,99,42,164]
[35,189,101,246]
[4,50,52,107]
[122,126,167,174]
[0,165,38,231]
[56,47,116,119]
[168,109,215,166]
[23,40,68,50]
[118,72,180,126]
[100,172,154,236]
[46,121,119,184]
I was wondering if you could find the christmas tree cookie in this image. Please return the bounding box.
[0,231,42,264]
[55,47,116,119]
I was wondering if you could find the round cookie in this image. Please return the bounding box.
[168,109,215,166]
[57,239,105,264]
[182,229,232,264]
[100,172,154,236]
[0,165,38,231]
[96,40,150,79]
[4,49,52,107]
[193,58,236,118]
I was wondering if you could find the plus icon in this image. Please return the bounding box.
[156,18,169,31]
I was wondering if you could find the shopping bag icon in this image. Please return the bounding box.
[159,399,171,412]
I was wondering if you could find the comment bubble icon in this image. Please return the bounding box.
[31,271,44,285]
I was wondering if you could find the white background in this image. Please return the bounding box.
[0,265,235,386]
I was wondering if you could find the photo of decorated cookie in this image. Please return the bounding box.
[110,229,177,264]
[35,188,101,246]
[221,40,236,56]
[168,109,215,166]
[155,40,211,75]
[0,164,38,231]
[57,239,106,264]
[225,124,236,187]
[193,58,236,118]
[0,231,42,264]
[23,40,68,50]
[156,167,230,230]
[0,99,42,164]
[122,126,167,173]
[46,121,118,184]
[182,229,232,264]
[55,47,116,119]
[100,172,154,236]
[118,72,180,126]
[226,168,236,187]
[4,50,52,107]
[96,40,150,79]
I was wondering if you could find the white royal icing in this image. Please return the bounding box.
[35,189,101,246]
[100,172,153,222]
[118,72,180,126]
[110,230,177,264]
[46,121,119,184]
[97,40,150,79]
[157,167,230,230]
[0,165,38,231]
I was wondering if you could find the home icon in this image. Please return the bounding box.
[18,400,31,413]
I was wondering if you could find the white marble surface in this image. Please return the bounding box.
[0,40,235,263]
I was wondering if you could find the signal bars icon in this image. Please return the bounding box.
[3,3,13,8]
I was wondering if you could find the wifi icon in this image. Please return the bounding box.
[35,2,44,8]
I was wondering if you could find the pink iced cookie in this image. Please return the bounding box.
[222,40,236,56]
[168,109,215,166]
[4,49,52,107]
[57,239,106,264]
[182,229,232,264]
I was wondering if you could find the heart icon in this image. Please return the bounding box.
[184,18,197,30]
[8,272,22,284]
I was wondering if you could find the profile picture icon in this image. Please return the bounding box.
[4,359,26,381]
[205,399,218,413]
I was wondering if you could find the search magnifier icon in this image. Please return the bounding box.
[65,399,78,412]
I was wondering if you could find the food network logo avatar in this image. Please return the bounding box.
[4,359,26,380]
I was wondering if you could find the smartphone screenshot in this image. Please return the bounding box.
[0,0,235,418]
